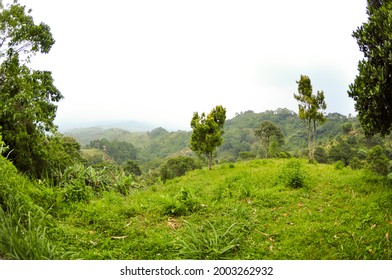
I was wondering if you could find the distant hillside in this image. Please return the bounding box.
[66,108,363,167]
[58,119,156,133]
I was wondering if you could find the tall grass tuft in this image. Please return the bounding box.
[0,209,56,259]
[174,221,241,259]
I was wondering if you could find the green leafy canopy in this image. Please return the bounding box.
[190,105,226,169]
[0,2,63,177]
[348,0,392,136]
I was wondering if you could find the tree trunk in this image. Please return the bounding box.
[208,153,213,170]
[307,119,313,163]
[311,120,317,163]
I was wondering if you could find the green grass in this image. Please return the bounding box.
[48,159,392,259]
[2,157,392,259]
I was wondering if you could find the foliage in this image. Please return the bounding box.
[160,156,201,182]
[366,145,390,175]
[123,160,142,176]
[68,109,364,165]
[328,141,355,166]
[190,105,226,169]
[88,138,137,164]
[278,159,307,188]
[348,1,392,136]
[41,134,82,179]
[161,187,201,216]
[0,3,63,177]
[0,131,8,155]
[294,75,327,163]
[314,146,328,163]
[334,160,345,170]
[254,120,284,158]
[238,151,256,161]
[349,157,363,170]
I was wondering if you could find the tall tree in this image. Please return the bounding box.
[0,3,62,177]
[190,105,226,170]
[294,75,326,163]
[348,0,392,137]
[254,120,284,158]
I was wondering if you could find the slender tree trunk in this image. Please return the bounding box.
[312,120,317,163]
[307,119,313,163]
[207,152,213,170]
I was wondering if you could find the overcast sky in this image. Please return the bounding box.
[14,0,368,130]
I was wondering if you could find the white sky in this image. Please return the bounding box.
[13,0,368,130]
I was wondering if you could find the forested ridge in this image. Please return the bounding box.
[66,108,392,173]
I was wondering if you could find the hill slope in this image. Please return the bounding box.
[51,159,392,259]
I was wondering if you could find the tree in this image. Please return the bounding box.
[294,75,327,163]
[348,1,392,136]
[123,160,142,177]
[254,120,284,158]
[0,3,62,177]
[190,105,226,169]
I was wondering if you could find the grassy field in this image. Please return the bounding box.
[42,158,392,260]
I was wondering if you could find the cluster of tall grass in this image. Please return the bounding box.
[0,151,141,259]
[0,156,56,259]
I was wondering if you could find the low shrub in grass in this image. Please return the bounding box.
[334,160,345,170]
[161,187,200,216]
[278,159,307,188]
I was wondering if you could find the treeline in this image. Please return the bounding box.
[67,108,392,182]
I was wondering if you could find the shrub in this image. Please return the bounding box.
[334,160,345,170]
[366,145,390,176]
[279,160,307,188]
[279,152,288,158]
[349,157,363,170]
[314,146,328,163]
[238,151,256,161]
[160,156,201,182]
[161,187,200,216]
[123,160,142,176]
[62,182,92,203]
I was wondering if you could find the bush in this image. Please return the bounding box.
[314,147,328,163]
[367,145,389,176]
[334,160,345,170]
[161,187,200,216]
[349,157,363,170]
[123,160,142,176]
[279,152,288,158]
[279,160,307,188]
[160,156,201,182]
[238,151,256,161]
